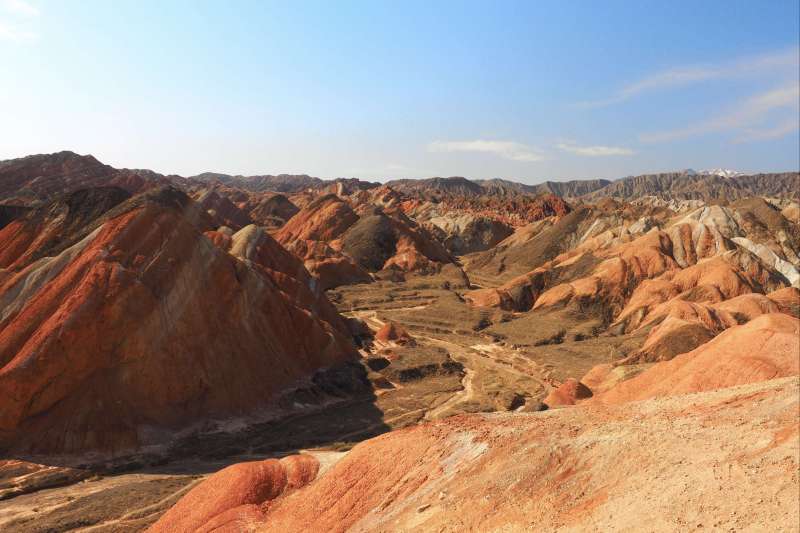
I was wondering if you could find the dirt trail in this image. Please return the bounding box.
[425,367,476,420]
[0,471,200,532]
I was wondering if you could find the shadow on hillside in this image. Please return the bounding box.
[0,361,390,484]
[0,390,390,532]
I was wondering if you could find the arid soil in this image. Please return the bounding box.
[0,152,798,532]
[256,377,799,532]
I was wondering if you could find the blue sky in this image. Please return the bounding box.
[1,0,798,182]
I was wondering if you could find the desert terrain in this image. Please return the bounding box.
[0,152,798,531]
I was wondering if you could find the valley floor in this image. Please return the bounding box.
[0,270,624,531]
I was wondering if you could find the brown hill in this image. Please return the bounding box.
[0,187,357,454]
[275,194,359,243]
[273,194,459,287]
[190,172,324,193]
[247,193,299,228]
[0,151,177,205]
[386,176,484,197]
[148,454,319,533]
[194,188,253,230]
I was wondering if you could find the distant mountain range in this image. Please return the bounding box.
[387,172,797,202]
[191,172,325,193]
[1,151,797,206]
[581,171,798,202]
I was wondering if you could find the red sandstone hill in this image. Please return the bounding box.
[594,313,799,404]
[275,194,359,244]
[0,187,132,272]
[274,194,460,288]
[149,454,320,533]
[0,151,177,206]
[0,186,357,454]
[246,193,300,228]
[193,187,254,231]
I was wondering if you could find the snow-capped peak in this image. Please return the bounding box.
[699,168,744,178]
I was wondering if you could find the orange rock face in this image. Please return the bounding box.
[597,313,800,404]
[0,187,357,454]
[542,378,593,407]
[0,186,131,270]
[375,322,414,345]
[280,238,372,290]
[275,194,359,243]
[148,454,319,533]
[768,286,800,316]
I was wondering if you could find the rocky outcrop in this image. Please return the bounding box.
[341,209,454,274]
[275,194,359,243]
[386,176,485,197]
[0,205,30,230]
[542,378,592,407]
[272,195,372,288]
[469,210,791,317]
[418,213,513,255]
[0,186,131,270]
[475,178,612,198]
[148,454,319,533]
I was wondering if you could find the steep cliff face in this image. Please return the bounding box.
[0,187,357,454]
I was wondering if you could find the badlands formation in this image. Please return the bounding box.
[0,152,798,531]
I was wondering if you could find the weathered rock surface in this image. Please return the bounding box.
[247,193,299,228]
[148,454,319,533]
[582,171,799,202]
[542,378,593,407]
[596,313,799,404]
[0,187,357,454]
[0,151,175,205]
[255,376,799,532]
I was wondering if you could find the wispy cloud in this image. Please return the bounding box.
[735,118,800,143]
[555,141,634,157]
[640,82,800,143]
[579,47,799,108]
[428,140,544,162]
[0,0,39,43]
[1,0,38,17]
[0,21,37,42]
